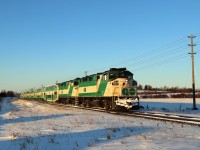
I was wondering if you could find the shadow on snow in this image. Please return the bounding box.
[0,126,155,150]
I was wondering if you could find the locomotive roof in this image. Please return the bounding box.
[23,68,133,93]
[59,68,131,84]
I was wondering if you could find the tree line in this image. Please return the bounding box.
[137,84,200,98]
[0,90,15,98]
[137,84,196,93]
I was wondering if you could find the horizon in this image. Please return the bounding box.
[1,0,200,92]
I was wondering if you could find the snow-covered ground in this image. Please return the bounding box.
[140,98,200,117]
[0,98,200,150]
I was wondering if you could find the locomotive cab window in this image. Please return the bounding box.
[132,80,137,86]
[119,71,133,79]
[109,73,117,80]
[103,74,107,81]
[118,73,125,78]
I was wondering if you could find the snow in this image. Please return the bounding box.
[140,98,200,117]
[0,98,200,150]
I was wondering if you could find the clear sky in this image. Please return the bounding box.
[1,0,200,92]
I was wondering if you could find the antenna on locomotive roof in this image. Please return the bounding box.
[84,71,88,76]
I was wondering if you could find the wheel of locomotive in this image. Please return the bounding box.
[105,105,110,110]
[61,99,67,105]
[99,99,105,108]
[105,99,111,110]
[82,100,87,107]
[102,100,108,110]
[84,100,92,107]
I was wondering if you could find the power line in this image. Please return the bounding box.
[131,53,188,72]
[88,34,200,75]
[131,49,200,73]
[125,45,187,68]
[109,36,188,68]
[118,35,200,72]
[87,36,189,73]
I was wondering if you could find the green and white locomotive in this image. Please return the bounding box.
[21,68,140,110]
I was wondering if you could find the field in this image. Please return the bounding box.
[0,97,200,150]
[140,98,200,116]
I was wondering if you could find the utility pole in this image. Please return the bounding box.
[188,34,198,110]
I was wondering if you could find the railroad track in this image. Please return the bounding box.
[127,111,200,126]
[24,99,200,127]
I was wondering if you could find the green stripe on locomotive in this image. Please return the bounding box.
[78,76,108,97]
[78,75,98,97]
[58,82,69,90]
[79,81,96,87]
[67,84,73,96]
[57,81,74,98]
[79,75,97,87]
[45,94,57,101]
[79,92,96,97]
[97,80,108,96]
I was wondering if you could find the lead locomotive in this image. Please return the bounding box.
[21,68,140,110]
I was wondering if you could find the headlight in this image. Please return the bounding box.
[129,88,136,95]
[122,88,129,95]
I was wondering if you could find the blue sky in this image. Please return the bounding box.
[1,0,200,92]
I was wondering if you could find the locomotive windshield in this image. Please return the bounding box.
[118,71,133,79]
[109,71,133,80]
[109,73,117,80]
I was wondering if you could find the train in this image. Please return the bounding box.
[21,68,140,110]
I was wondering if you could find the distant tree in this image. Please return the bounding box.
[144,85,152,90]
[6,91,14,97]
[0,90,15,98]
[163,86,168,90]
[1,90,6,97]
[137,84,143,90]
